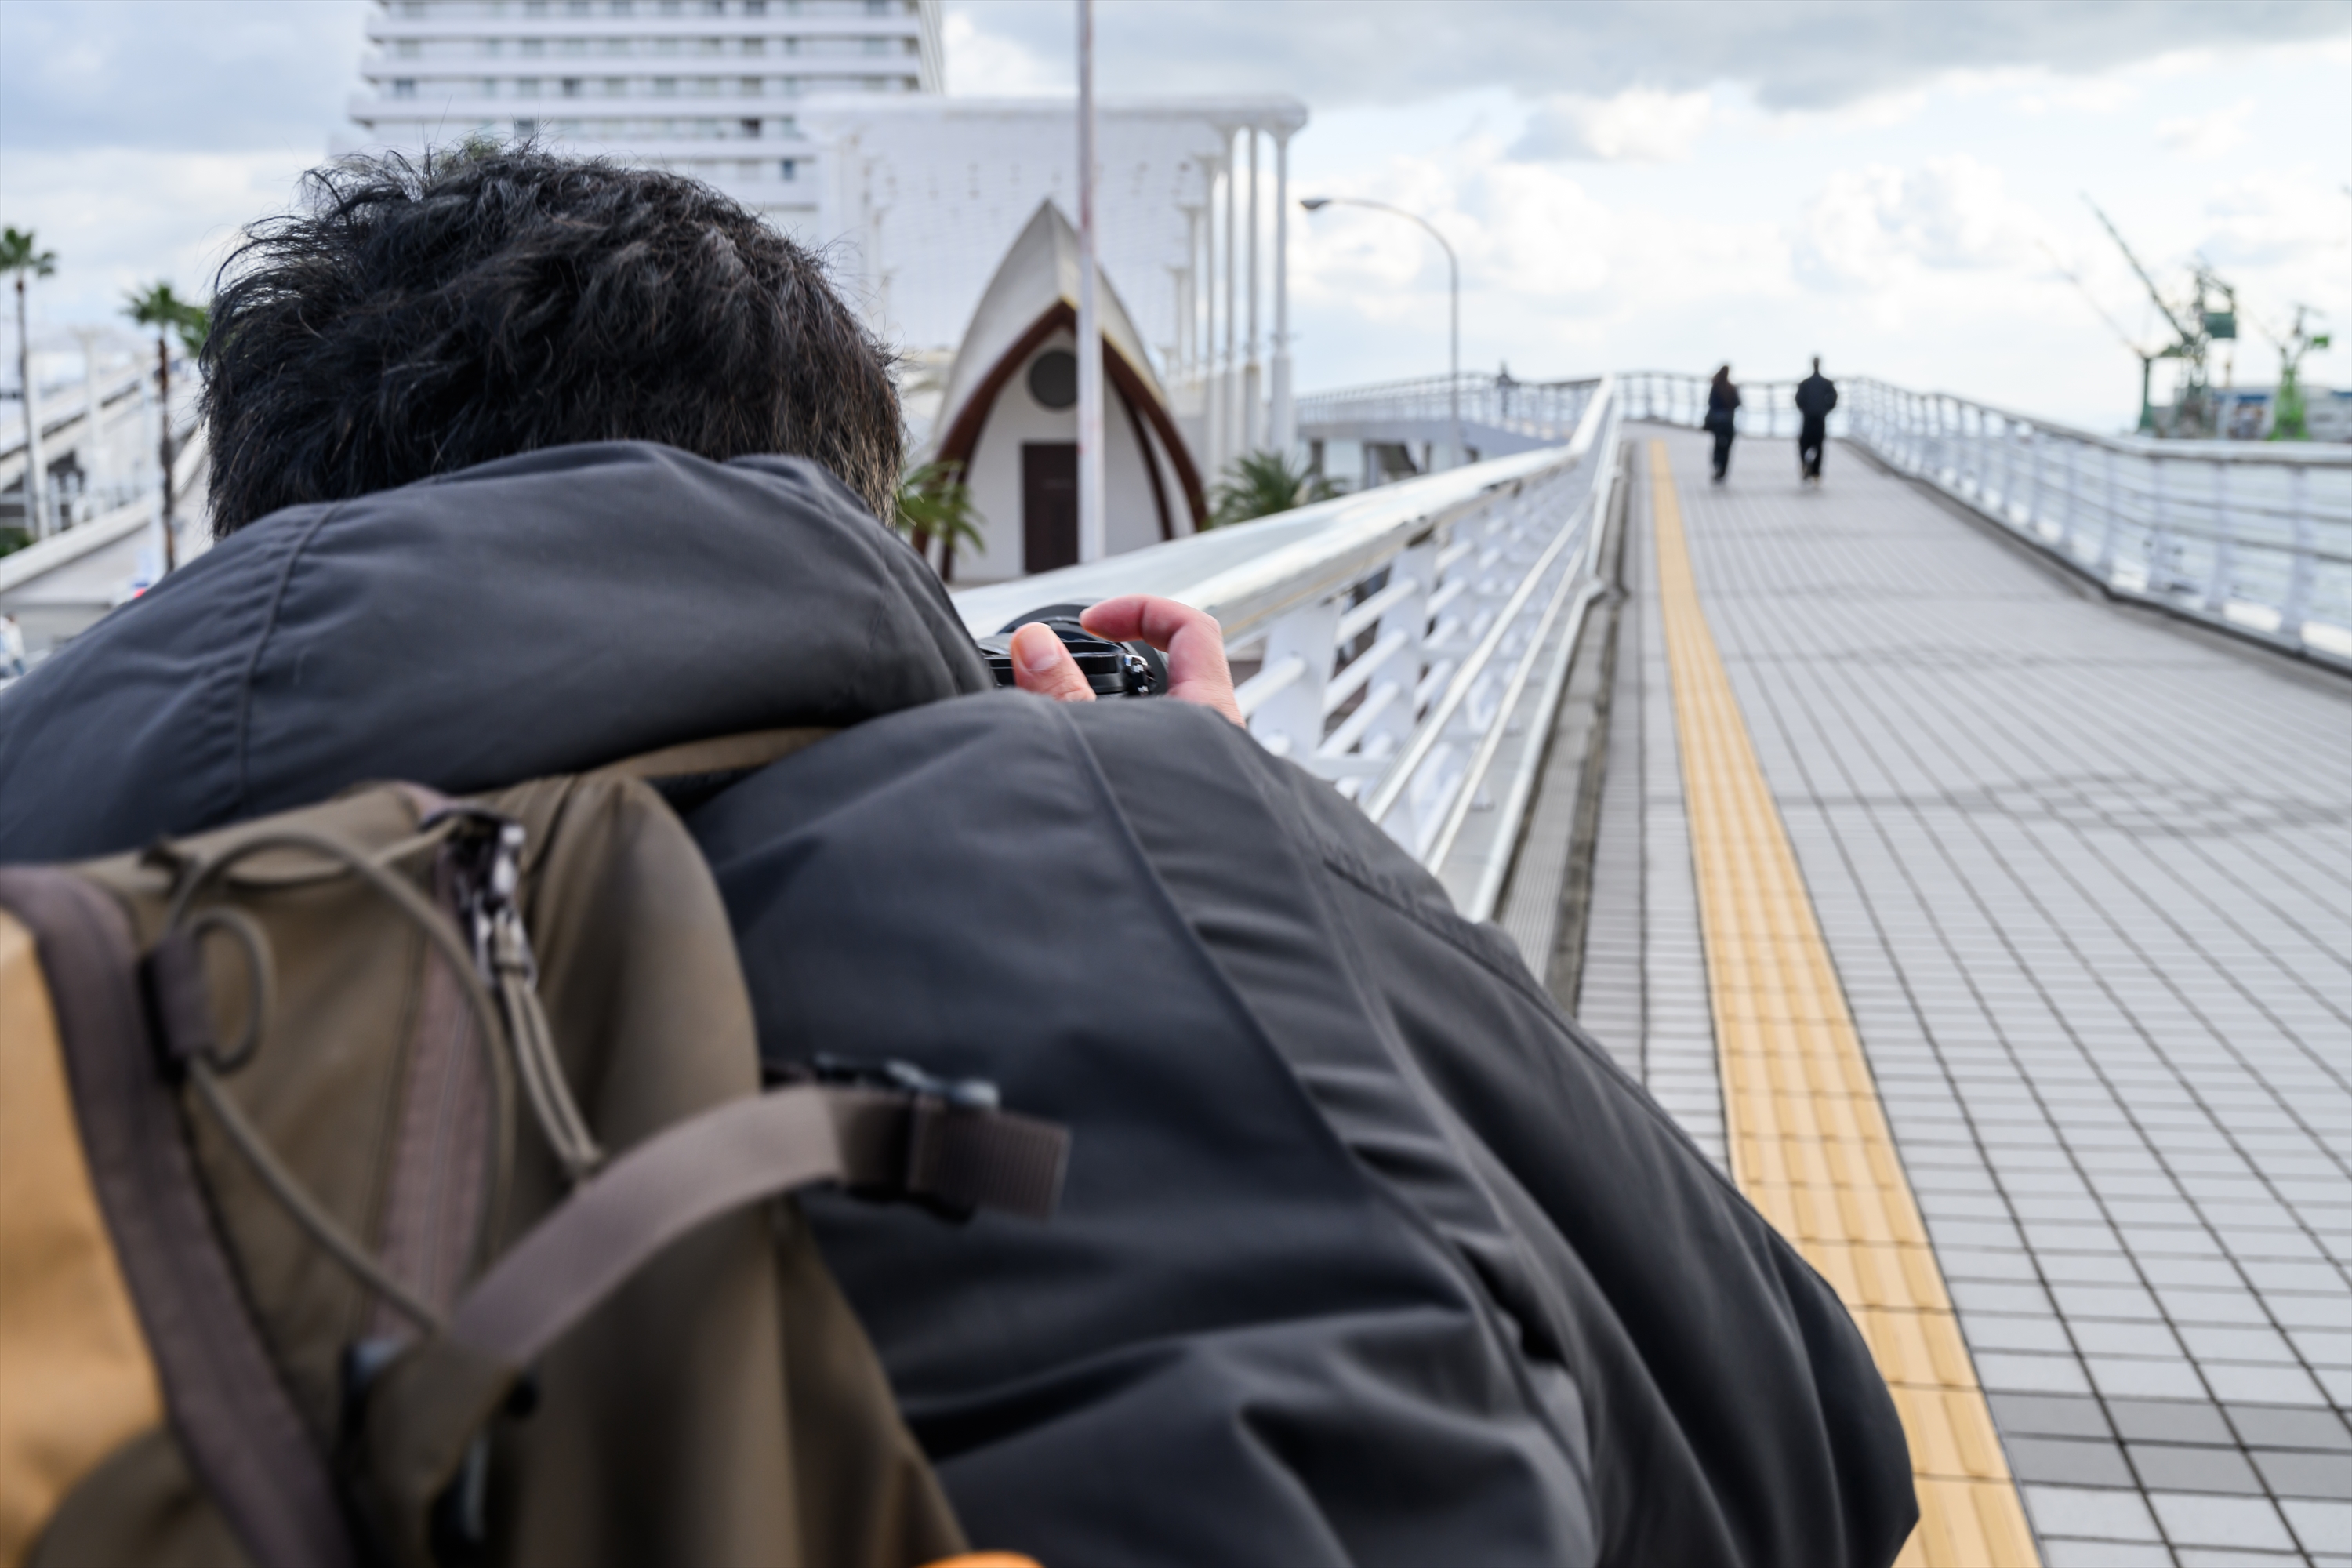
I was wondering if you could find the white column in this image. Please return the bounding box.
[72,328,106,518]
[1203,159,1225,485]
[1221,128,1239,474]
[1243,126,1261,456]
[1074,0,1105,561]
[1271,129,1294,452]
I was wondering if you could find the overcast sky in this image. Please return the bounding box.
[3,0,2347,431]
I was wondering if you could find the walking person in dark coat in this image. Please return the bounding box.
[1704,364,1740,482]
[1795,358,1838,483]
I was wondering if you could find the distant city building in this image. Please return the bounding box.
[346,0,942,234]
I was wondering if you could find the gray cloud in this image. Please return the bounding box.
[956,0,2347,111]
[0,1,365,157]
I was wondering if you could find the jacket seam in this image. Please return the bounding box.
[230,505,347,813]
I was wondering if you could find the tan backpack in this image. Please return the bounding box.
[0,732,1065,1568]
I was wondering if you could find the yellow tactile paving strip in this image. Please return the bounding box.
[1646,441,2041,1568]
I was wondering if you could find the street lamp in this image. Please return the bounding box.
[1300,195,1461,468]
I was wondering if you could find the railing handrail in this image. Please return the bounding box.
[952,386,1611,640]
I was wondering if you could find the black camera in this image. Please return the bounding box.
[978,604,1167,699]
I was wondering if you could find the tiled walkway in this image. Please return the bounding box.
[1576,424,2352,1567]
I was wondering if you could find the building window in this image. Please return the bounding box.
[518,76,541,94]
[521,36,544,54]
[481,78,499,95]
[609,0,633,12]
[401,0,426,13]
[601,76,625,94]
[653,77,675,94]
[692,77,718,95]
[658,0,681,13]
[739,117,760,137]
[567,0,590,12]
[696,118,720,137]
[863,36,886,53]
[395,38,422,57]
[741,36,764,54]
[561,77,583,96]
[778,158,797,180]
[561,37,586,55]
[481,37,502,55]
[703,0,726,13]
[744,0,765,13]
[698,37,722,53]
[739,75,761,94]
[514,116,538,134]
[524,0,547,13]
[392,78,419,96]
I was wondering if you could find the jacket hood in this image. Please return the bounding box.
[0,441,991,860]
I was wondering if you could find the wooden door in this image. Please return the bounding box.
[1022,442,1078,574]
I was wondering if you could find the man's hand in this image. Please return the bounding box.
[1009,594,1243,727]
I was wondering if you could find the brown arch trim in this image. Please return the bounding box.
[935,300,1207,537]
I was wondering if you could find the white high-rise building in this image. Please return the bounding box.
[346,0,943,235]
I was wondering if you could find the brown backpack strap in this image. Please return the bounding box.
[591,726,839,785]
[448,1083,1067,1370]
[0,869,361,1568]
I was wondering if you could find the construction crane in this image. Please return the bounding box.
[2252,304,2330,441]
[2081,197,2238,437]
[2040,240,2163,434]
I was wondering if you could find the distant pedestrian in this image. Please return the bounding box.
[1795,357,1838,483]
[1704,365,1740,483]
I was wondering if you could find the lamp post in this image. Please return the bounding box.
[1300,195,1460,468]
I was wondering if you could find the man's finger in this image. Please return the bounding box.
[1082,595,1242,726]
[1010,622,1096,704]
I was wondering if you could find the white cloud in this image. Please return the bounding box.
[1797,156,2040,286]
[942,11,1067,97]
[1514,89,1715,164]
[2157,100,2256,158]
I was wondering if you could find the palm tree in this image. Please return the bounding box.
[123,282,209,572]
[894,459,986,581]
[4,227,59,540]
[1210,448,1338,529]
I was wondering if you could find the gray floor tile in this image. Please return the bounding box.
[2010,1435,2139,1488]
[2128,1444,2269,1495]
[2043,1541,2176,1567]
[2148,1493,2299,1552]
[2026,1483,2165,1541]
[2282,1497,2352,1555]
[2112,1399,2238,1446]
[1991,1392,2117,1440]
[2229,1407,2352,1453]
[2254,1448,2352,1501]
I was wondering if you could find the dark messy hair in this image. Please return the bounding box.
[200,144,902,535]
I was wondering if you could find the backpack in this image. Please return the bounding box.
[0,730,1067,1568]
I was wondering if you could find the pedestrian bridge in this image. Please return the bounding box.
[7,366,2348,1565]
[961,382,2352,1568]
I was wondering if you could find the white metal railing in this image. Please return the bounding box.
[1298,372,1602,450]
[955,377,1624,917]
[1623,371,2352,668]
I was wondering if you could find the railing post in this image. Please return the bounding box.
[2281,463,2314,643]
[2097,445,2121,580]
[2025,421,2043,535]
[2203,460,2233,614]
[2150,455,2174,595]
[2063,438,2080,557]
[1249,597,1341,760]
